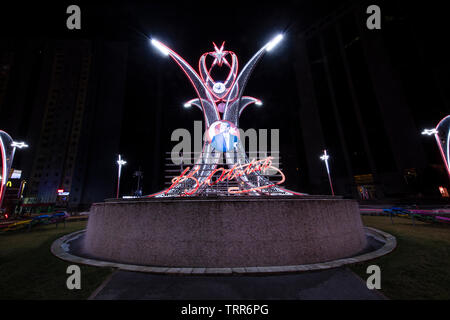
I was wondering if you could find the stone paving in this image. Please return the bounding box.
[51,227,394,300]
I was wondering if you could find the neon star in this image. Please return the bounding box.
[210,41,230,67]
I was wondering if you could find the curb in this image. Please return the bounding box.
[51,227,396,275]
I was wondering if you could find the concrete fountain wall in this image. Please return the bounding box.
[83,197,367,268]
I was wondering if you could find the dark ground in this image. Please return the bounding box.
[90,268,385,300]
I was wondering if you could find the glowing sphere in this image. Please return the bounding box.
[213,82,226,94]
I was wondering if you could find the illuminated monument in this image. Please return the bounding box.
[0,131,14,211]
[0,130,28,212]
[77,35,382,271]
[422,115,450,180]
[148,35,304,197]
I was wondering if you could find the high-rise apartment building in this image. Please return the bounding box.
[293,0,450,198]
[10,40,129,209]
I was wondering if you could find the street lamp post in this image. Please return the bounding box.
[116,155,126,199]
[10,141,29,163]
[133,168,143,197]
[320,149,335,196]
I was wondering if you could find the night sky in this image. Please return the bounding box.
[1,0,449,196]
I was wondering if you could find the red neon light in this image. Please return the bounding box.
[198,43,239,102]
[433,115,450,180]
[0,132,8,209]
[156,41,221,121]
[147,156,287,197]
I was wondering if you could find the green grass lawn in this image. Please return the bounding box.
[0,221,113,300]
[351,216,450,300]
[1,215,449,300]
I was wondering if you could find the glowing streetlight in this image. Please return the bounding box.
[265,34,284,52]
[320,150,334,196]
[11,141,28,149]
[10,141,28,161]
[150,38,170,56]
[116,154,126,199]
[421,128,437,136]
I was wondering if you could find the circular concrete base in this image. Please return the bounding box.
[51,227,396,274]
[80,197,371,268]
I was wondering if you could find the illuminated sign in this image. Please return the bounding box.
[11,169,21,179]
[57,189,70,196]
[439,186,449,198]
[150,156,286,197]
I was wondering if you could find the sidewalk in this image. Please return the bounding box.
[90,267,386,300]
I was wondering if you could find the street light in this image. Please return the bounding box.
[265,34,284,52]
[421,128,437,136]
[133,168,144,197]
[116,154,126,199]
[10,141,28,163]
[320,149,335,196]
[11,141,28,149]
[150,38,170,56]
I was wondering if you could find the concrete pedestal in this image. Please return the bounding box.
[83,197,367,268]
